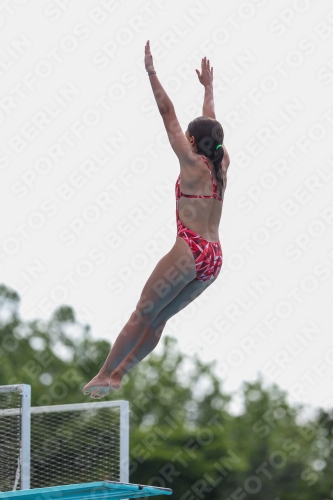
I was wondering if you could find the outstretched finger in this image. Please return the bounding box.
[207,59,210,70]
[211,66,213,75]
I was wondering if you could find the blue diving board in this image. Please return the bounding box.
[0,481,172,500]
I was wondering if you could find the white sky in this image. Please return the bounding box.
[1,0,333,416]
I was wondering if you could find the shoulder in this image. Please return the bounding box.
[179,154,204,181]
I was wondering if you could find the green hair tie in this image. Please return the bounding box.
[216,144,222,150]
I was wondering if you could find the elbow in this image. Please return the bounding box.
[160,104,174,115]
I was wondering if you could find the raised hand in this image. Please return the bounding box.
[144,40,154,70]
[195,56,213,87]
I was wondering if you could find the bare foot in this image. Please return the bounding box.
[82,374,113,399]
[110,370,123,390]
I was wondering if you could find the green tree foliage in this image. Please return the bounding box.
[0,284,332,499]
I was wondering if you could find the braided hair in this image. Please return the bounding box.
[187,116,224,199]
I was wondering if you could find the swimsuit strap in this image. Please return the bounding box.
[175,158,223,201]
[200,155,218,196]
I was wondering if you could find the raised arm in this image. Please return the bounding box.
[196,57,230,166]
[145,40,173,114]
[144,40,196,164]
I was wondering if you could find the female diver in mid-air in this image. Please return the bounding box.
[83,40,230,398]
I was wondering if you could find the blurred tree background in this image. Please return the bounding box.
[0,283,332,500]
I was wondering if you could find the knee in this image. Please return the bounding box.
[149,317,167,330]
[131,304,155,327]
[147,320,167,343]
[134,296,159,324]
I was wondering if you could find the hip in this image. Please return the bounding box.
[177,220,222,248]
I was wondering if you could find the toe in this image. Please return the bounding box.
[82,385,95,395]
[101,386,113,396]
[91,386,112,399]
[90,389,102,399]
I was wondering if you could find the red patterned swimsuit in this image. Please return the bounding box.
[175,155,223,282]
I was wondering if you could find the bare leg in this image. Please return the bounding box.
[110,321,165,388]
[82,310,151,398]
[82,237,197,398]
[83,321,165,398]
